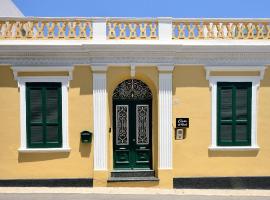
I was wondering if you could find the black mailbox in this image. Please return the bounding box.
[81,131,92,143]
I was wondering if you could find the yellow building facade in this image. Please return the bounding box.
[0,18,270,188]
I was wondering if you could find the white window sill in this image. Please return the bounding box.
[18,148,71,153]
[209,146,260,151]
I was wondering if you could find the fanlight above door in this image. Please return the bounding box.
[113,79,152,100]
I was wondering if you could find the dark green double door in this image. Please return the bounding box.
[113,100,152,170]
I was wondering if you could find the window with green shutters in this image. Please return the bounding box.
[26,82,62,148]
[217,82,252,146]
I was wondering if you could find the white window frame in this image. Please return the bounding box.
[208,76,260,151]
[17,76,71,153]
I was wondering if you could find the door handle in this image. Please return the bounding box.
[119,147,126,150]
[132,139,136,142]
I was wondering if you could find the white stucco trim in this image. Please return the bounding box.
[208,76,261,150]
[209,146,259,151]
[92,68,108,171]
[205,66,267,80]
[17,76,70,152]
[18,148,71,153]
[158,65,174,169]
[11,66,74,81]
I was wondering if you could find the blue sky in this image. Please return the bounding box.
[13,0,270,18]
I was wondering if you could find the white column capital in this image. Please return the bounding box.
[91,64,108,72]
[157,65,174,72]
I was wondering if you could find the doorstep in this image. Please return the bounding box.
[108,170,159,182]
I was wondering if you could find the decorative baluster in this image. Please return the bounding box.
[119,23,126,39]
[266,24,270,39]
[68,21,76,38]
[4,21,13,38]
[216,23,225,39]
[108,22,116,39]
[150,23,157,39]
[196,23,204,39]
[206,23,214,39]
[256,23,265,39]
[88,22,93,39]
[246,23,255,39]
[236,23,245,39]
[225,23,233,39]
[57,22,66,39]
[0,21,2,39]
[35,22,45,38]
[15,21,23,38]
[139,23,147,39]
[187,23,195,39]
[129,23,137,39]
[79,22,87,39]
[46,22,55,38]
[178,23,185,39]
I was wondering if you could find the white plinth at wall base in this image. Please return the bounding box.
[92,66,108,171]
[158,65,174,169]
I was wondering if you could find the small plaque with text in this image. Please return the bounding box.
[176,118,189,128]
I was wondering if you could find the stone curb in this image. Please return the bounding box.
[0,187,270,196]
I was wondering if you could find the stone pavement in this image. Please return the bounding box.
[0,193,270,200]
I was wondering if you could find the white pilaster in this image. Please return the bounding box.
[158,65,174,169]
[158,17,172,41]
[92,18,107,41]
[92,65,108,170]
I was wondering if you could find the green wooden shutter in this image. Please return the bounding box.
[217,82,251,146]
[26,83,62,148]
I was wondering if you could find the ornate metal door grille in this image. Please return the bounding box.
[113,79,152,100]
[136,105,149,145]
[116,105,129,145]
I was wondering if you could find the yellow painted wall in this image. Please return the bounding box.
[1,64,270,187]
[172,66,270,177]
[0,66,93,179]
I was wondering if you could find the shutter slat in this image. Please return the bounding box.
[220,87,232,120]
[235,124,248,142]
[236,88,248,120]
[220,124,232,142]
[46,88,58,123]
[46,126,59,142]
[30,126,43,143]
[29,89,43,123]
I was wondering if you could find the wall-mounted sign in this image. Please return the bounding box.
[176,118,189,128]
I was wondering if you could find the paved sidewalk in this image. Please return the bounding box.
[1,193,270,200]
[0,187,270,197]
